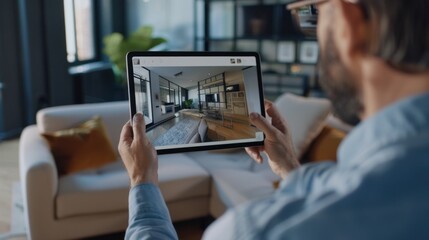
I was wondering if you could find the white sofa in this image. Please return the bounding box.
[20,94,332,239]
[20,102,212,240]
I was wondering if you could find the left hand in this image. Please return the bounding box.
[118,113,159,187]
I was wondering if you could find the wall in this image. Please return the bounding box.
[133,66,152,122]
[126,0,194,51]
[0,0,24,139]
[1,0,72,138]
[225,70,245,91]
[242,67,261,115]
[149,71,174,124]
[134,78,143,113]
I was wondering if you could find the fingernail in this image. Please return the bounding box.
[250,112,259,120]
[133,113,142,122]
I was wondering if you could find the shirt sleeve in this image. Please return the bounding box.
[126,183,178,240]
[202,162,337,240]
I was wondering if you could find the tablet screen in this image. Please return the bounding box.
[127,52,265,154]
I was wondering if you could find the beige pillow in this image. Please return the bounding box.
[42,117,117,176]
[274,93,331,158]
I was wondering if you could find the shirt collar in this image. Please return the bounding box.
[338,92,429,167]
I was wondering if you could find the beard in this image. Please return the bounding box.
[318,35,363,126]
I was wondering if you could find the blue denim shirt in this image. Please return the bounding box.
[127,93,429,240]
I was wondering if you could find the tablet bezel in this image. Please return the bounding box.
[126,51,265,154]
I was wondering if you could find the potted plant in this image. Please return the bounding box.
[103,26,167,84]
[183,99,193,109]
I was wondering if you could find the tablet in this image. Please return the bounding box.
[126,52,265,154]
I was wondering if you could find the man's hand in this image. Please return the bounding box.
[245,100,299,179]
[118,113,158,187]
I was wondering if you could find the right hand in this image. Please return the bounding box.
[245,100,299,179]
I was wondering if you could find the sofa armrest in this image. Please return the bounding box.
[19,125,58,234]
[20,125,58,196]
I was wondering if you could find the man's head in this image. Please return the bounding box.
[288,0,429,125]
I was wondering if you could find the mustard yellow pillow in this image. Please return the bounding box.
[303,126,346,163]
[42,117,116,176]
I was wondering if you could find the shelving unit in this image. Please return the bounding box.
[198,73,226,114]
[226,91,247,115]
[194,0,324,99]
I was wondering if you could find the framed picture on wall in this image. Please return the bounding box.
[262,40,278,62]
[299,41,319,64]
[277,41,296,63]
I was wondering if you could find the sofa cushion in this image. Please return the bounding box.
[56,154,210,218]
[199,118,208,142]
[37,101,129,156]
[187,149,255,173]
[42,117,116,175]
[303,125,346,162]
[157,154,211,202]
[211,169,275,208]
[189,132,201,143]
[275,93,331,158]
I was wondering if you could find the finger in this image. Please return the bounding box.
[119,121,132,146]
[132,113,146,142]
[249,112,279,140]
[264,100,287,134]
[264,99,273,106]
[245,147,263,164]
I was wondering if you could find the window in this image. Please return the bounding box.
[159,77,171,103]
[159,77,183,107]
[127,0,194,51]
[174,84,181,107]
[134,67,153,124]
[64,0,96,63]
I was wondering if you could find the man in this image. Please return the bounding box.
[119,0,429,239]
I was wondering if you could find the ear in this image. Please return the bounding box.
[332,0,368,71]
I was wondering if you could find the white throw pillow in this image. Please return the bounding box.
[274,93,331,158]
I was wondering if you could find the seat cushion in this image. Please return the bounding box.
[211,169,275,209]
[186,149,255,173]
[56,154,210,218]
[157,154,211,202]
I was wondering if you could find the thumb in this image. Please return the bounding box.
[249,112,277,140]
[119,121,133,146]
[132,113,146,142]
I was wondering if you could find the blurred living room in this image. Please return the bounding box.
[0,0,355,239]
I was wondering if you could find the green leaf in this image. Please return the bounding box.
[102,26,168,84]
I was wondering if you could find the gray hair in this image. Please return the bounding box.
[361,0,429,71]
